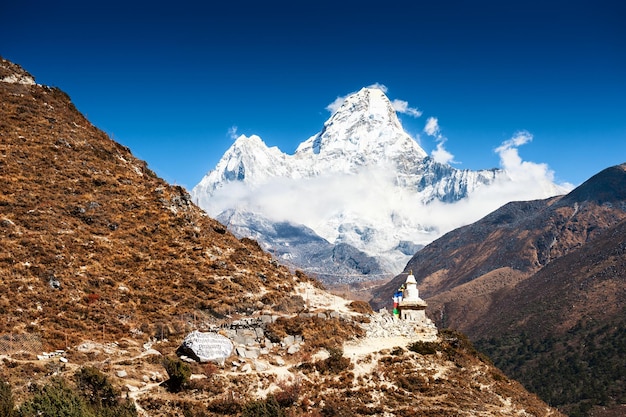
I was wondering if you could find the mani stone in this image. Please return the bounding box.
[177,330,233,364]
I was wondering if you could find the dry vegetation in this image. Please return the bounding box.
[0,57,563,416]
[0,58,313,350]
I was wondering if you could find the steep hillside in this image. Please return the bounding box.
[0,57,562,416]
[0,58,306,349]
[371,164,626,315]
[370,164,626,415]
[475,218,626,416]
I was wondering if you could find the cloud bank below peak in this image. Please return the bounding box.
[201,129,572,255]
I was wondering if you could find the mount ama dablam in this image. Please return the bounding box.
[192,87,567,289]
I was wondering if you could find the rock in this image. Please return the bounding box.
[245,348,260,359]
[236,346,247,358]
[254,360,269,371]
[241,363,252,373]
[287,345,300,355]
[116,370,128,378]
[177,330,233,364]
[283,335,295,346]
[235,329,257,346]
[254,327,265,339]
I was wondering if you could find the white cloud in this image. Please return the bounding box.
[228,125,239,140]
[423,117,440,137]
[391,99,422,117]
[499,130,533,148]
[495,131,545,181]
[485,131,573,201]
[206,158,561,256]
[431,142,455,165]
[325,96,346,113]
[204,132,573,272]
[423,117,456,164]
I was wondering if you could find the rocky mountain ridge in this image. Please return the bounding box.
[0,57,562,416]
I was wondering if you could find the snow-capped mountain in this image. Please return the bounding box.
[194,88,429,191]
[192,87,568,284]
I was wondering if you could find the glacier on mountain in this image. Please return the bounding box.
[192,87,568,283]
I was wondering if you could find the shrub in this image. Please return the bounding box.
[19,377,94,417]
[266,316,364,351]
[242,395,285,417]
[315,348,351,374]
[407,341,439,355]
[206,391,242,414]
[0,378,15,417]
[18,373,136,417]
[94,400,137,417]
[274,377,301,407]
[75,366,137,417]
[348,300,372,314]
[203,362,219,378]
[320,395,355,417]
[75,367,118,408]
[162,356,191,393]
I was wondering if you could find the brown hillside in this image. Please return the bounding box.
[476,217,626,415]
[472,217,626,340]
[0,57,306,348]
[369,163,626,416]
[0,57,562,416]
[371,164,626,326]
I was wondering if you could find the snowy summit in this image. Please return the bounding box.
[191,87,568,282]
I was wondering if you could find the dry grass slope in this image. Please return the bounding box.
[0,57,563,416]
[0,57,306,349]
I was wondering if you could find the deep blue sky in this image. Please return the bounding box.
[2,0,624,189]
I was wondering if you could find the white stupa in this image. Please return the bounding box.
[398,272,428,322]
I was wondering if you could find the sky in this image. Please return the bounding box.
[2,0,625,191]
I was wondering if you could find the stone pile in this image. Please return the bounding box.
[362,310,438,341]
[178,314,307,370]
